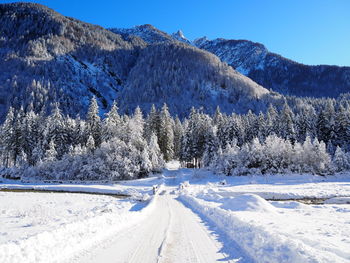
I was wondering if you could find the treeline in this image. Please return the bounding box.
[1,97,350,180]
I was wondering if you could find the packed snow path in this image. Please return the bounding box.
[75,193,236,263]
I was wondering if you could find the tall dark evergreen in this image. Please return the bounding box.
[144,104,160,142]
[279,102,296,142]
[317,100,336,144]
[173,116,184,160]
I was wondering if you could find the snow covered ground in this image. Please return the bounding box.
[1,164,349,262]
[0,192,158,263]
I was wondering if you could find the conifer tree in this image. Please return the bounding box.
[128,106,145,150]
[103,101,121,142]
[173,116,184,160]
[86,97,101,148]
[44,140,57,162]
[279,102,296,142]
[144,104,160,142]
[0,107,15,167]
[158,103,174,161]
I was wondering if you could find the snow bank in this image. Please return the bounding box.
[179,194,348,263]
[219,194,276,213]
[0,192,160,263]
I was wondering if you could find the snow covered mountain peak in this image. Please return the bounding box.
[193,36,209,46]
[172,29,191,44]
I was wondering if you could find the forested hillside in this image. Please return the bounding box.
[0,2,277,121]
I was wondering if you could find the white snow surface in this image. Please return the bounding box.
[1,165,350,262]
[0,192,159,263]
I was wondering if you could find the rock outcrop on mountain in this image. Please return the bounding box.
[194,38,350,98]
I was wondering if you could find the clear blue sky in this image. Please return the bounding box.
[1,0,349,66]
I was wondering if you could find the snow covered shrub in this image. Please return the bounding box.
[210,135,332,176]
[21,138,160,181]
[333,146,350,172]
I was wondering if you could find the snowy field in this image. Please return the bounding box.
[0,192,158,263]
[1,164,350,262]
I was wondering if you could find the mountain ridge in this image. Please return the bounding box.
[111,24,350,98]
[0,2,278,120]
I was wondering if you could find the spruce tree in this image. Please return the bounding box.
[158,103,174,162]
[0,107,15,167]
[144,104,160,142]
[103,101,121,142]
[86,97,101,148]
[173,116,184,160]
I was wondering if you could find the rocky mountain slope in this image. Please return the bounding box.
[194,38,350,98]
[0,3,278,120]
[112,25,350,98]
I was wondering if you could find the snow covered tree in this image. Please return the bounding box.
[158,103,174,161]
[213,106,224,126]
[44,140,57,162]
[333,146,350,172]
[86,135,95,152]
[173,116,184,160]
[202,125,219,167]
[144,104,160,142]
[334,105,350,149]
[265,104,278,136]
[46,104,69,158]
[317,100,335,144]
[11,108,25,166]
[86,97,101,148]
[0,107,15,167]
[148,133,164,172]
[278,102,296,142]
[128,106,146,150]
[102,101,121,142]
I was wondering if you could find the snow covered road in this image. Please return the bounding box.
[74,193,238,263]
[2,164,349,262]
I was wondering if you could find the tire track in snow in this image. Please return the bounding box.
[73,194,238,263]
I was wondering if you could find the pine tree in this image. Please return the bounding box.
[158,103,174,162]
[333,146,349,172]
[12,108,25,166]
[102,101,121,142]
[86,135,95,152]
[47,104,69,158]
[144,104,160,142]
[202,126,219,167]
[0,107,15,167]
[295,105,317,142]
[128,106,145,150]
[266,104,278,136]
[173,116,184,160]
[334,105,350,148]
[317,100,335,144]
[86,97,101,148]
[44,140,57,162]
[148,133,164,172]
[279,102,296,142]
[213,106,224,126]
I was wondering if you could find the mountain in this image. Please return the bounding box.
[110,25,350,98]
[110,24,174,44]
[0,3,279,120]
[171,30,191,44]
[110,25,191,45]
[193,38,350,98]
[0,2,146,119]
